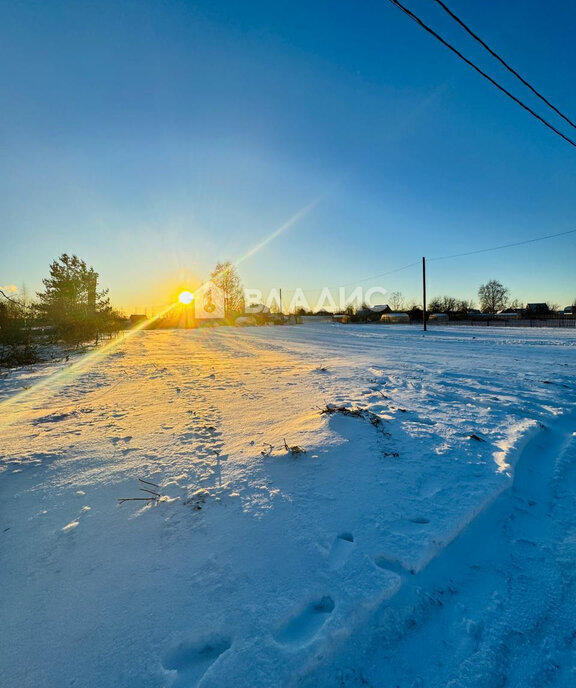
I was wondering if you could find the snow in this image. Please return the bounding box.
[1,323,575,687]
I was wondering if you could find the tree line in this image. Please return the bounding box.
[1,254,124,367]
[295,279,571,319]
[1,256,247,366]
[394,280,565,315]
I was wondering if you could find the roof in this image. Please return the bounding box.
[245,303,270,314]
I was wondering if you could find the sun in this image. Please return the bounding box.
[178,290,194,305]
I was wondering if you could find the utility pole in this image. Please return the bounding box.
[422,256,427,332]
[279,288,283,315]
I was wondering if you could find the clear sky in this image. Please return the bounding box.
[1,0,575,312]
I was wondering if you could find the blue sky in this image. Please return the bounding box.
[1,0,575,312]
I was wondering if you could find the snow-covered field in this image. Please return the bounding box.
[1,323,575,687]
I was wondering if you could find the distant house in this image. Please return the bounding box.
[525,303,550,315]
[245,303,270,314]
[496,308,519,318]
[356,304,391,322]
[370,304,391,313]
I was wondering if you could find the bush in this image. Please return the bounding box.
[0,298,40,367]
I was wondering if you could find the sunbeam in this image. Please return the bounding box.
[233,196,322,269]
[0,301,178,429]
[0,195,325,428]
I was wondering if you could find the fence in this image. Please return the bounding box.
[426,318,576,329]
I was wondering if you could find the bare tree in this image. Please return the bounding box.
[478,280,509,313]
[455,299,475,312]
[0,289,38,366]
[389,291,404,311]
[427,297,443,313]
[441,296,458,312]
[428,295,463,313]
[211,261,245,317]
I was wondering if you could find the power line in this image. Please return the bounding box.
[279,261,420,294]
[428,227,576,262]
[430,0,576,131]
[338,261,420,288]
[385,0,576,149]
[280,226,575,294]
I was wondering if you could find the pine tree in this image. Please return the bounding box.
[36,254,115,344]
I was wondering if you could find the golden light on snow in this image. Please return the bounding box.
[0,300,179,428]
[178,290,194,305]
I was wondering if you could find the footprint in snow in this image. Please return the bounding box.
[110,436,132,445]
[33,412,74,425]
[327,532,355,570]
[373,554,410,576]
[162,634,231,687]
[274,596,335,647]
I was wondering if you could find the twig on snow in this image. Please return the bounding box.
[283,438,306,455]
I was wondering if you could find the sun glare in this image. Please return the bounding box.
[178,290,194,305]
